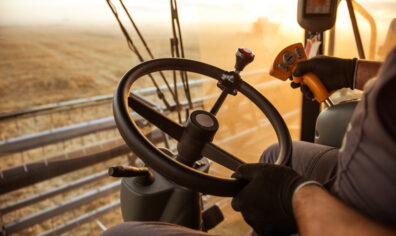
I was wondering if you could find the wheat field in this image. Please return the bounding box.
[0,25,200,113]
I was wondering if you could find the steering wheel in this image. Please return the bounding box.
[113,55,292,197]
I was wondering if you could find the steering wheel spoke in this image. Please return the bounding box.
[202,142,246,171]
[128,94,184,141]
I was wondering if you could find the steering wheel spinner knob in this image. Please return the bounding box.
[234,48,255,73]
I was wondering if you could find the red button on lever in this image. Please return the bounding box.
[239,48,253,57]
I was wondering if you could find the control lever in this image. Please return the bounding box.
[270,43,333,104]
[212,48,255,115]
[108,165,154,185]
[234,48,255,73]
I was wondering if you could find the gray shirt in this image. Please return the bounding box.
[334,48,396,227]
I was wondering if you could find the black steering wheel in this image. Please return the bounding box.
[113,57,292,197]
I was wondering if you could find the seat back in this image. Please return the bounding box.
[315,100,359,148]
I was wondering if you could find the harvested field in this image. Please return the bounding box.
[0,25,200,113]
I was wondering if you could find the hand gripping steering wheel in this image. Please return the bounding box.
[113,49,292,197]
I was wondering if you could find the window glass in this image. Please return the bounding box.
[0,0,304,156]
[326,0,395,104]
[330,0,395,60]
[189,1,303,160]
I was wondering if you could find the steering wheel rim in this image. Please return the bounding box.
[113,58,292,197]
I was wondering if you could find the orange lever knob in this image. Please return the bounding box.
[293,72,330,103]
[270,43,332,103]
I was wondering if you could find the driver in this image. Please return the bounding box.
[233,47,396,235]
[102,48,396,236]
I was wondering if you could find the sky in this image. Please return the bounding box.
[0,0,290,26]
[0,0,394,36]
[0,0,347,25]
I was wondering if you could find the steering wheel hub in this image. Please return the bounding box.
[194,112,216,129]
[176,110,219,166]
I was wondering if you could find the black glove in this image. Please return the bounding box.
[231,163,310,236]
[291,56,357,99]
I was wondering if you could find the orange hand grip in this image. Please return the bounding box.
[293,72,330,103]
[270,43,333,103]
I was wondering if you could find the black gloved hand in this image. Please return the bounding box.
[291,56,357,99]
[231,163,310,236]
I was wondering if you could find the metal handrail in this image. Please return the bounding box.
[352,0,377,60]
[0,128,163,195]
[0,117,116,157]
[0,140,127,195]
[1,181,121,234]
[40,201,121,236]
[0,79,204,122]
[0,170,109,214]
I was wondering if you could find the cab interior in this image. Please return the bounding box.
[0,0,395,235]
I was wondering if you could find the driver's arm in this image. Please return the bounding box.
[231,163,396,235]
[293,185,396,236]
[291,57,383,98]
[355,60,383,89]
